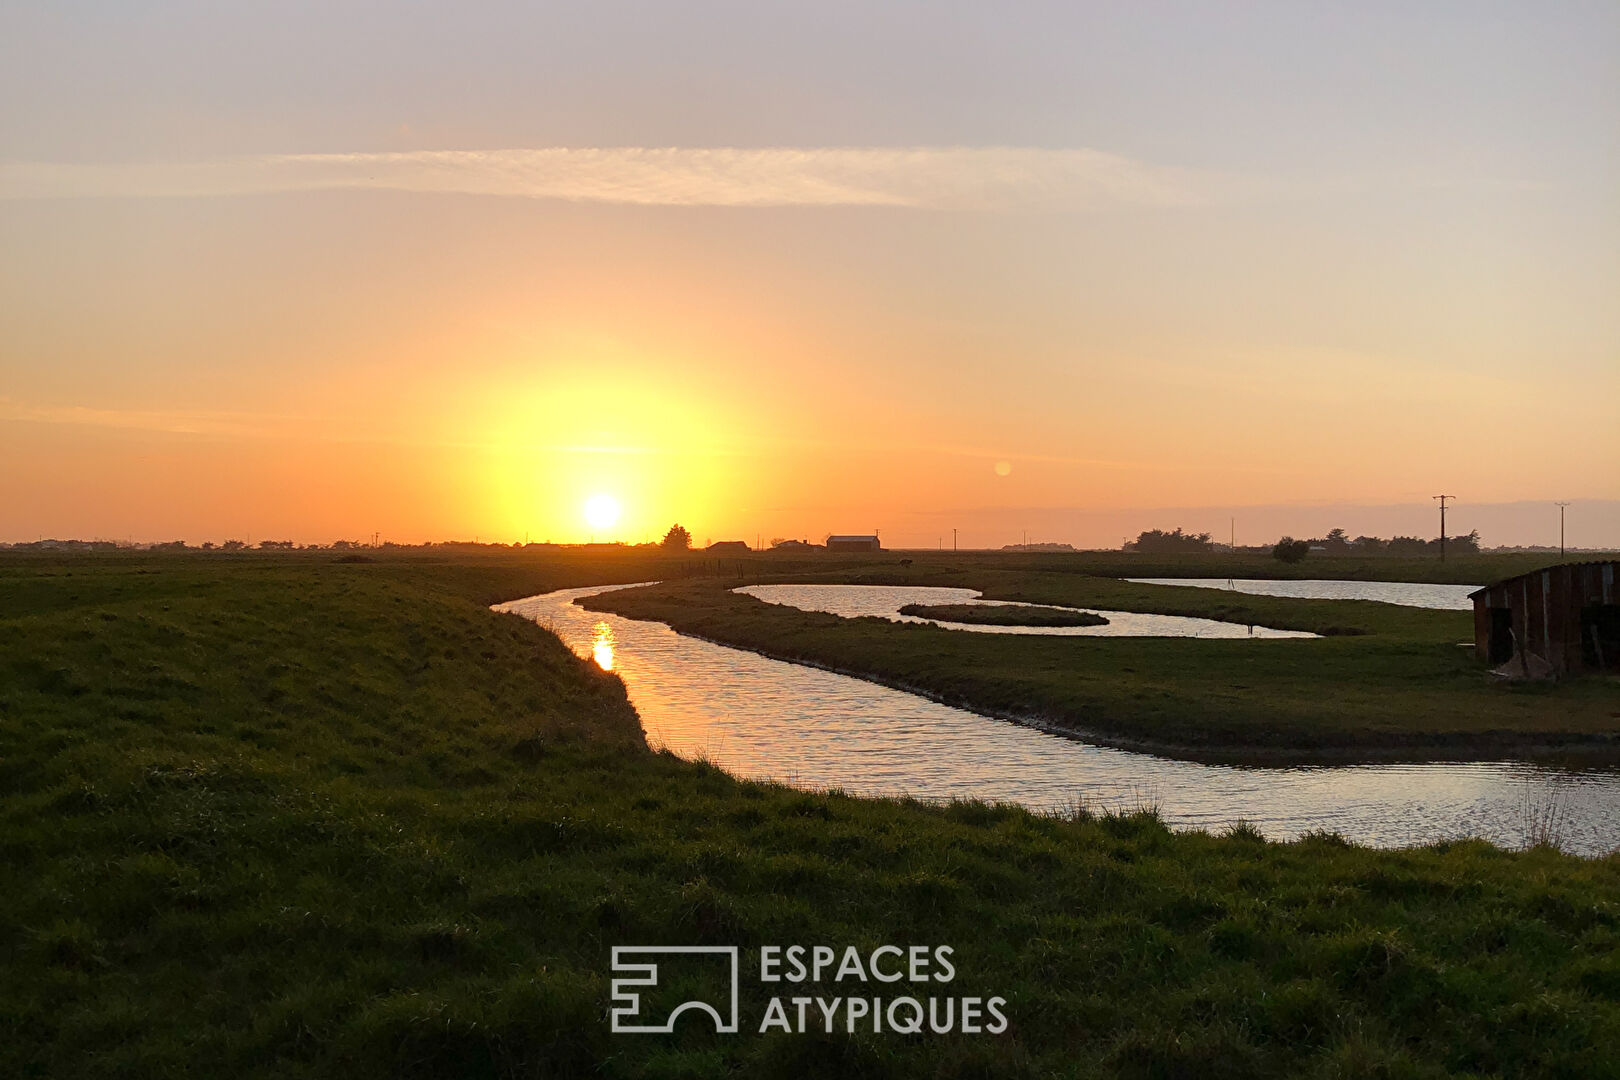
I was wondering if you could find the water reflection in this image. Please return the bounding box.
[591,621,617,671]
[738,583,1316,638]
[1125,578,1478,611]
[495,585,1620,856]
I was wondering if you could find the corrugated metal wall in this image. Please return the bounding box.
[1471,561,1618,672]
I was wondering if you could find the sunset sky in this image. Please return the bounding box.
[3,2,1617,548]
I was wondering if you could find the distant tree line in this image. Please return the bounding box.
[1126,528,1214,554]
[1313,527,1480,556]
[1274,527,1481,562]
[1118,525,1482,561]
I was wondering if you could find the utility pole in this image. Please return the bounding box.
[1432,495,1455,562]
[1556,502,1570,559]
[953,528,957,552]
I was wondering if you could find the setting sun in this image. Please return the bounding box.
[583,493,622,532]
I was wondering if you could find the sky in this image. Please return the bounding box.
[2,1,1617,549]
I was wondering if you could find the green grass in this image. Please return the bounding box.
[897,602,1110,627]
[3,551,1620,1078]
[584,560,1620,762]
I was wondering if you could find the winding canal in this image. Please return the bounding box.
[496,584,1620,856]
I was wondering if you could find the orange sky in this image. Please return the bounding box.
[3,5,1617,549]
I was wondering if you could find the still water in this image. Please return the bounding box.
[738,583,1315,637]
[1126,578,1478,611]
[496,585,1619,856]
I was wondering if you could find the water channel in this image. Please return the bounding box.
[496,584,1619,856]
[1125,578,1478,611]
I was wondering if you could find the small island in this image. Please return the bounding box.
[898,602,1109,627]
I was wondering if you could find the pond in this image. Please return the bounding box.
[496,585,1620,856]
[1125,578,1478,611]
[736,584,1316,638]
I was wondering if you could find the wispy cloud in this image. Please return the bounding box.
[0,398,301,438]
[0,397,736,454]
[0,147,1207,210]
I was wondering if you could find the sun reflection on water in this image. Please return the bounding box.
[590,621,617,671]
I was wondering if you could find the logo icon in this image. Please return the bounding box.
[610,946,740,1034]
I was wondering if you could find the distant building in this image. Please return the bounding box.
[770,539,818,551]
[706,540,751,554]
[1471,561,1620,674]
[826,534,882,553]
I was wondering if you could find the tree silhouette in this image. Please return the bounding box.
[1131,527,1213,554]
[661,524,692,550]
[1272,537,1310,563]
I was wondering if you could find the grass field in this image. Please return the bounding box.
[897,602,1110,627]
[4,550,1619,1077]
[583,552,1620,763]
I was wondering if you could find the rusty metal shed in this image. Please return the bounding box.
[1470,561,1620,673]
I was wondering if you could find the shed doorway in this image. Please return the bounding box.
[1488,608,1514,664]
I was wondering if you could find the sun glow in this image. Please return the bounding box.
[583,493,622,532]
[472,366,743,544]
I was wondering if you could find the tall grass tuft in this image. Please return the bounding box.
[1518,781,1572,851]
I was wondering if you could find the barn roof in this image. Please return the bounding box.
[826,534,879,542]
[1468,559,1620,599]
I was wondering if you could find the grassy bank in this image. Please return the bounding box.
[4,552,1620,1078]
[777,563,1457,637]
[584,569,1620,762]
[897,602,1110,627]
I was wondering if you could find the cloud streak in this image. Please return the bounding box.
[0,398,314,439]
[0,147,1207,210]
